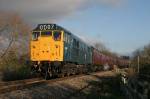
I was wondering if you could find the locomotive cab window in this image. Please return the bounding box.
[53,31,61,41]
[64,33,67,42]
[32,32,40,40]
[41,31,52,36]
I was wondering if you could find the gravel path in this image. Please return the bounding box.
[0,71,123,99]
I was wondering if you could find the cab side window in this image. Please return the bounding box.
[64,33,71,43]
[64,33,67,42]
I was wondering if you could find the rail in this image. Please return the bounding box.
[0,71,115,94]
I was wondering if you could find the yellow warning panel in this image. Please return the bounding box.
[30,31,64,62]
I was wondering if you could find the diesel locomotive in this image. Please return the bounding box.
[30,24,129,79]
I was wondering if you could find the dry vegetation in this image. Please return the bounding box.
[94,42,119,58]
[0,12,31,81]
[131,43,150,75]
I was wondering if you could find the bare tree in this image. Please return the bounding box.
[0,12,31,70]
[93,42,119,58]
[94,42,107,52]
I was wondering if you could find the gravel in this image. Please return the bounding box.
[0,71,122,99]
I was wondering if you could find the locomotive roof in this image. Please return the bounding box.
[33,23,92,47]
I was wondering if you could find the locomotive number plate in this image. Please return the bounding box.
[39,24,57,30]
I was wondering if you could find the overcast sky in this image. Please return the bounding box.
[0,0,121,23]
[0,0,150,55]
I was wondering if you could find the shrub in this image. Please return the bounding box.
[2,65,31,81]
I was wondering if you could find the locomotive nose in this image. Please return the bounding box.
[39,41,51,61]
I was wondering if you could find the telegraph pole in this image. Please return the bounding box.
[137,56,140,73]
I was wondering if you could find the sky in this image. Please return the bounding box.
[0,0,150,55]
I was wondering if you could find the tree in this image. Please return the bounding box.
[94,42,107,52]
[0,12,31,70]
[93,42,119,58]
[131,43,150,75]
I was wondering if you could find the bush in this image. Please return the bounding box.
[139,64,150,75]
[2,65,31,81]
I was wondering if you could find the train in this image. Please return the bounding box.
[30,24,129,79]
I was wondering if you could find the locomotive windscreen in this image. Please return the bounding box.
[53,31,61,41]
[32,32,40,40]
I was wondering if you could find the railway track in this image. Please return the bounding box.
[0,70,117,94]
[0,77,44,94]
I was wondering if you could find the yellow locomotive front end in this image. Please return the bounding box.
[30,24,64,79]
